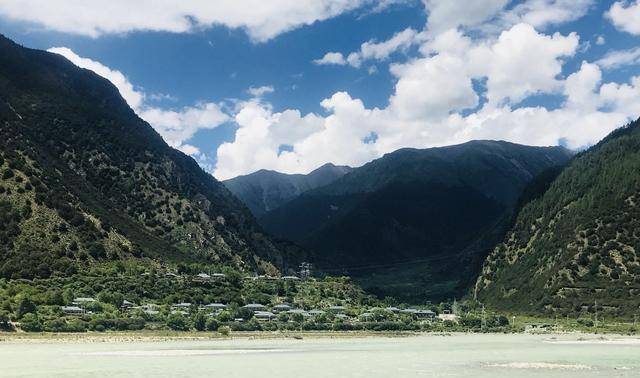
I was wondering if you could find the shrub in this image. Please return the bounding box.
[166,314,188,331]
[20,313,42,332]
[192,313,206,331]
[205,318,219,331]
[218,325,231,336]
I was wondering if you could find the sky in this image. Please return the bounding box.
[1,1,640,180]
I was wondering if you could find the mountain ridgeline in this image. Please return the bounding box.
[223,163,352,217]
[241,141,572,302]
[0,35,300,280]
[476,119,640,317]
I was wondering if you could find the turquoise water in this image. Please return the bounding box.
[1,333,639,377]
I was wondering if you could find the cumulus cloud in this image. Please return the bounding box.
[317,0,591,70]
[214,23,639,179]
[470,23,579,105]
[0,0,371,42]
[47,47,229,153]
[607,1,640,35]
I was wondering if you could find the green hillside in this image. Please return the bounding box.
[0,34,299,280]
[475,119,640,317]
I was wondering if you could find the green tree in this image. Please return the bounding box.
[205,318,219,331]
[166,314,188,331]
[20,313,43,332]
[192,312,206,331]
[217,310,233,322]
[17,297,36,319]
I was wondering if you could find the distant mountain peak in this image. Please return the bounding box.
[224,163,353,217]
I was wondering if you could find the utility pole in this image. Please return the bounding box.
[594,300,598,330]
[481,304,486,330]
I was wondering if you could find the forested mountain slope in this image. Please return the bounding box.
[475,119,640,317]
[0,34,295,279]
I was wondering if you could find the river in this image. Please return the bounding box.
[1,333,639,377]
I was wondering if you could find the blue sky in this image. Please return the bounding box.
[1,1,640,179]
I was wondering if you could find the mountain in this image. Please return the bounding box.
[475,119,640,317]
[258,140,573,302]
[0,35,297,280]
[224,163,352,217]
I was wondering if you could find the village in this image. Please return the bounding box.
[55,270,461,332]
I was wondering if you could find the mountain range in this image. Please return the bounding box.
[228,141,573,302]
[223,163,352,217]
[3,33,640,316]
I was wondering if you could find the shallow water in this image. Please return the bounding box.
[1,333,639,377]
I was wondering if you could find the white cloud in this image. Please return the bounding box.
[246,85,275,97]
[0,0,371,42]
[471,23,579,105]
[564,61,601,110]
[139,103,229,148]
[423,0,509,34]
[36,3,640,182]
[596,35,605,45]
[314,52,347,65]
[315,27,419,68]
[607,1,640,35]
[388,52,478,120]
[317,0,590,70]
[497,0,594,30]
[352,28,419,67]
[596,47,640,70]
[47,47,229,153]
[215,23,639,180]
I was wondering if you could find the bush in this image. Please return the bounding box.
[218,325,231,336]
[20,313,42,332]
[66,319,88,332]
[44,318,67,332]
[166,314,188,331]
[17,297,37,319]
[577,318,594,327]
[192,313,206,331]
[205,318,219,331]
